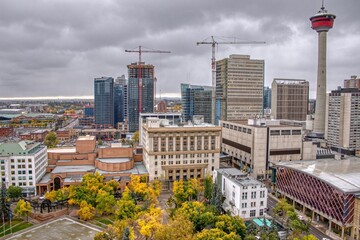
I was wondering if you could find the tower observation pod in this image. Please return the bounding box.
[310,2,336,135]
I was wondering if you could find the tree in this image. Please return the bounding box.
[204,176,213,200]
[78,201,95,220]
[132,131,139,143]
[7,185,22,201]
[122,227,134,240]
[0,183,11,221]
[214,215,246,239]
[96,189,116,215]
[137,206,163,239]
[44,131,59,148]
[115,188,140,220]
[154,214,194,240]
[195,228,241,240]
[45,190,57,202]
[209,184,223,213]
[14,199,32,222]
[301,235,318,240]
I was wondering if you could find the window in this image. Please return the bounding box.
[242,192,247,200]
[250,210,256,217]
[155,161,158,166]
[260,201,264,207]
[242,203,247,208]
[155,171,158,175]
[242,211,246,215]
[270,130,280,136]
[259,209,264,216]
[251,191,256,199]
[251,202,256,207]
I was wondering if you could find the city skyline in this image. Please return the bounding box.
[0,0,359,98]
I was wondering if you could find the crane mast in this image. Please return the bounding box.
[197,36,265,125]
[125,46,171,114]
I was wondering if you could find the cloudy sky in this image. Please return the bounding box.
[0,0,359,99]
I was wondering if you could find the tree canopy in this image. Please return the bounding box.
[44,131,59,148]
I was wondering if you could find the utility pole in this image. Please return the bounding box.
[197,36,265,124]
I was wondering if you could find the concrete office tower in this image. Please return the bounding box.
[94,77,114,127]
[327,88,360,155]
[271,79,309,121]
[128,63,155,132]
[216,55,264,121]
[181,83,212,123]
[344,75,360,89]
[114,75,127,126]
[310,3,336,134]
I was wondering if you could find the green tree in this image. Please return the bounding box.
[214,215,246,239]
[0,183,11,221]
[7,185,22,201]
[14,199,32,222]
[204,176,213,200]
[195,228,241,240]
[44,131,59,148]
[115,188,140,220]
[96,189,116,215]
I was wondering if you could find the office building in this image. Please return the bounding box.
[326,88,360,155]
[344,75,360,89]
[310,4,336,134]
[181,83,212,123]
[214,168,267,219]
[216,55,264,121]
[221,118,316,179]
[274,158,360,240]
[141,117,221,181]
[128,63,155,132]
[263,86,271,110]
[114,78,127,126]
[0,141,47,196]
[94,77,114,127]
[271,79,309,121]
[84,105,94,117]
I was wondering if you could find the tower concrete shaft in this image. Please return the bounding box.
[313,31,327,134]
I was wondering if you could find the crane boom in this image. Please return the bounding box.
[197,36,265,125]
[125,46,171,115]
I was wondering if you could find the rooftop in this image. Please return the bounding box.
[97,157,131,163]
[218,168,264,187]
[51,165,95,174]
[96,162,148,175]
[0,141,43,156]
[77,135,95,141]
[47,147,76,153]
[276,157,360,193]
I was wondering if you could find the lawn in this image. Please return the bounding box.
[0,219,33,237]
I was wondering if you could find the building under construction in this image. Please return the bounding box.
[127,62,155,132]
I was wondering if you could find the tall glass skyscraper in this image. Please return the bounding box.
[127,63,154,132]
[181,83,212,124]
[114,75,127,126]
[94,77,114,127]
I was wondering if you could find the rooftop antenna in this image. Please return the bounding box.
[321,0,325,11]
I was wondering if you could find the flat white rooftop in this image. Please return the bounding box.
[277,157,360,193]
[47,148,76,153]
[52,165,95,174]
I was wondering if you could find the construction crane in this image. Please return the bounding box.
[197,36,265,125]
[125,46,171,114]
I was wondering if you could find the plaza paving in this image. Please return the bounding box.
[8,217,101,240]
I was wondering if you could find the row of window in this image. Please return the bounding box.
[270,129,301,136]
[241,191,266,200]
[222,123,252,134]
[155,153,215,159]
[158,159,212,166]
[241,201,265,208]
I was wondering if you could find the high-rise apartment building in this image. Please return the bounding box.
[326,88,360,154]
[271,79,309,121]
[216,55,264,121]
[114,75,127,126]
[344,75,360,89]
[141,117,221,181]
[0,141,47,196]
[181,83,212,123]
[128,63,155,132]
[94,77,114,127]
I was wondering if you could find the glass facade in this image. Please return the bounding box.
[94,77,114,126]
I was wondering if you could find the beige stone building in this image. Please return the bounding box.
[216,55,264,121]
[271,79,309,121]
[344,75,360,89]
[141,117,221,181]
[220,118,316,179]
[326,88,360,155]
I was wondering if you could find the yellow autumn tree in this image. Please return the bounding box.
[137,206,163,239]
[14,199,32,222]
[78,200,95,220]
[45,190,57,202]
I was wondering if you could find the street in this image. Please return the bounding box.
[267,196,333,240]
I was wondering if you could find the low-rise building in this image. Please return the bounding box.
[141,117,221,181]
[221,118,317,179]
[274,158,360,240]
[0,127,14,138]
[214,168,267,219]
[0,141,47,196]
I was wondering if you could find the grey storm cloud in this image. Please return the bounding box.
[0,0,359,98]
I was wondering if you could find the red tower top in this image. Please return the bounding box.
[310,3,336,32]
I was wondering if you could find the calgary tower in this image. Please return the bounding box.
[310,1,336,135]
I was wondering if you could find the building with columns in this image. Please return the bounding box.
[141,117,221,181]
